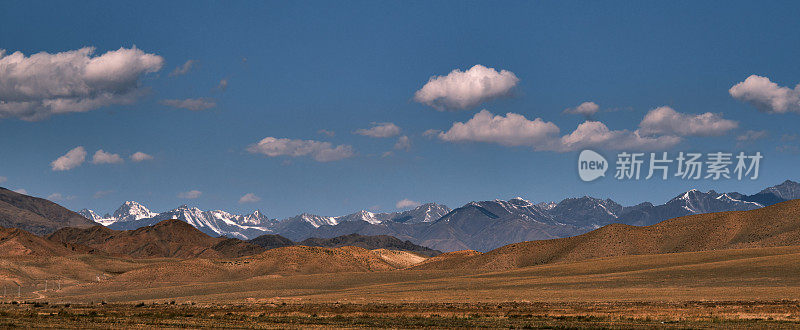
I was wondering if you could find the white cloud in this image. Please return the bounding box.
[422,129,441,138]
[93,190,114,199]
[438,110,560,146]
[178,190,202,199]
[563,101,600,116]
[414,64,519,111]
[0,46,163,120]
[0,176,6,184]
[13,188,27,195]
[638,106,738,136]
[394,135,411,151]
[169,60,196,77]
[130,151,154,162]
[730,75,800,113]
[354,122,401,138]
[247,137,354,162]
[160,98,216,111]
[91,149,124,164]
[47,193,75,201]
[51,146,87,171]
[317,129,335,137]
[553,121,681,152]
[435,110,680,152]
[238,193,260,204]
[396,198,421,209]
[736,130,768,141]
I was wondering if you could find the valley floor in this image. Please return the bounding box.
[3,245,800,328]
[1,301,799,329]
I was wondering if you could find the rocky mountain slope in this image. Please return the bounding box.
[47,220,264,258]
[0,187,95,235]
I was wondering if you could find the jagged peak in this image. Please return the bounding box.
[508,197,532,207]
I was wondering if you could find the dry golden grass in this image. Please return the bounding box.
[415,199,800,271]
[10,244,791,305]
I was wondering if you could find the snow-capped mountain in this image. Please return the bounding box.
[548,196,623,228]
[77,208,102,223]
[76,180,798,251]
[112,201,158,222]
[80,201,157,226]
[148,205,275,239]
[756,180,800,200]
[336,210,382,225]
[386,203,451,224]
[80,202,277,240]
[79,201,450,240]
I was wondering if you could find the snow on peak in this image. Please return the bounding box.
[509,197,533,207]
[78,208,101,222]
[112,201,156,222]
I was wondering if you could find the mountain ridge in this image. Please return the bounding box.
[0,187,95,236]
[414,198,800,271]
[69,179,800,252]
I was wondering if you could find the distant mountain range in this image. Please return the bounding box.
[72,179,800,252]
[415,198,800,271]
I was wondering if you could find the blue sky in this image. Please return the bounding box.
[1,1,799,218]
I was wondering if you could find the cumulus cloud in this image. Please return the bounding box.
[394,136,411,151]
[736,130,768,141]
[438,110,560,146]
[730,75,800,113]
[238,193,261,204]
[554,121,681,152]
[0,46,163,120]
[91,149,124,164]
[638,106,738,136]
[422,129,441,138]
[169,60,195,77]
[414,64,519,111]
[396,198,421,209]
[51,146,87,171]
[354,122,401,138]
[435,110,680,152]
[130,151,154,162]
[160,98,216,111]
[563,101,600,117]
[246,137,354,162]
[178,190,202,199]
[47,193,75,201]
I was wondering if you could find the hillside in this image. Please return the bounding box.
[48,219,264,258]
[103,245,428,284]
[0,187,95,235]
[299,233,442,257]
[247,234,295,249]
[0,226,76,257]
[414,199,800,271]
[247,232,442,256]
